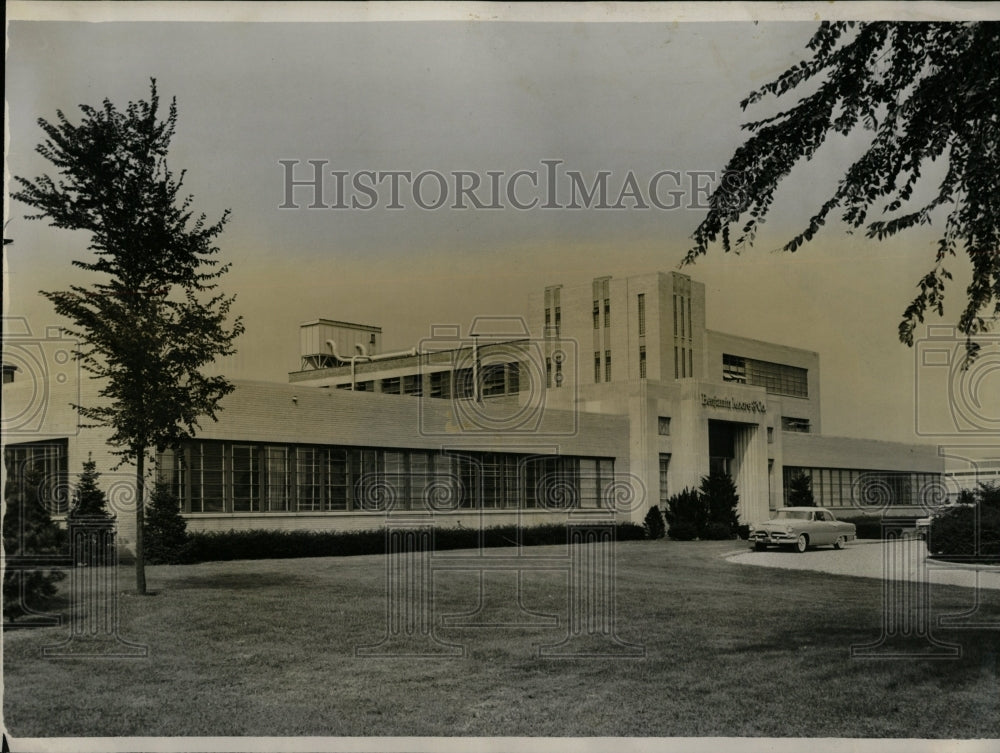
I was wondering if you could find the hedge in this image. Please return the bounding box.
[838,516,923,540]
[169,522,646,564]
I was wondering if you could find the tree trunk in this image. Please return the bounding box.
[135,449,147,595]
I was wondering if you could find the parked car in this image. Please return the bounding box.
[747,507,857,553]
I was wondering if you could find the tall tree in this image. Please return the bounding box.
[13,80,244,594]
[685,22,999,362]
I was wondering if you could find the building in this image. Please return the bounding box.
[3,271,949,553]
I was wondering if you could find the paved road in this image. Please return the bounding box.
[725,538,1000,591]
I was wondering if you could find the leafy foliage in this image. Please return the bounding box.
[143,483,190,565]
[643,505,667,539]
[663,487,704,541]
[685,22,1000,361]
[178,523,647,564]
[3,469,67,622]
[13,80,244,592]
[700,471,741,538]
[928,483,1000,562]
[786,471,816,507]
[67,455,113,523]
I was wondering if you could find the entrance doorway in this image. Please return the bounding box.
[708,420,736,477]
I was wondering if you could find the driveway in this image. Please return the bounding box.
[725,538,1000,591]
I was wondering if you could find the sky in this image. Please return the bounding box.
[4,3,999,450]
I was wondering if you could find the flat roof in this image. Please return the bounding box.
[300,318,382,332]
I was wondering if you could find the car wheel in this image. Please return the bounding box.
[794,534,808,553]
[754,542,767,551]
[834,536,846,550]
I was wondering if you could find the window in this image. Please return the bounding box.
[604,299,610,328]
[232,445,260,512]
[327,449,349,510]
[604,350,612,382]
[723,354,747,383]
[166,441,616,514]
[781,416,811,433]
[266,446,290,511]
[767,427,774,444]
[724,354,808,398]
[355,380,373,392]
[454,368,475,399]
[593,302,600,330]
[403,374,422,396]
[482,364,507,397]
[546,357,553,388]
[507,362,520,394]
[554,353,563,387]
[430,371,451,399]
[637,293,646,336]
[369,333,377,345]
[381,377,401,395]
[554,307,561,333]
[782,466,944,508]
[545,308,551,328]
[659,454,671,508]
[674,346,679,379]
[189,442,224,512]
[4,440,69,515]
[639,346,647,379]
[658,416,671,436]
[296,448,322,511]
[594,352,601,383]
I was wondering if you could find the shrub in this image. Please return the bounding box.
[643,506,666,539]
[664,487,704,540]
[786,471,815,507]
[66,456,116,565]
[736,524,750,540]
[700,472,740,538]
[928,503,1000,562]
[178,523,647,564]
[144,483,190,565]
[3,468,67,622]
[703,521,734,540]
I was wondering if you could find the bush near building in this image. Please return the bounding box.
[664,472,741,540]
[643,506,666,539]
[159,523,647,565]
[664,488,704,541]
[786,471,816,507]
[144,484,191,565]
[928,483,1000,563]
[3,469,67,621]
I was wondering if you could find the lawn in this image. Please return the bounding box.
[4,539,1000,738]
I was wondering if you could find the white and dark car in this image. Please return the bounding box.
[747,507,857,553]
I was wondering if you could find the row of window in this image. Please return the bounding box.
[337,363,521,399]
[157,442,617,514]
[593,350,613,383]
[4,440,69,514]
[723,354,808,399]
[782,466,945,508]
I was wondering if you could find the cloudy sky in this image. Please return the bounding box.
[5,3,997,447]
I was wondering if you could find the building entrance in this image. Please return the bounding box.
[708,420,736,477]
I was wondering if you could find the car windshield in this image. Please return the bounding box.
[775,510,812,520]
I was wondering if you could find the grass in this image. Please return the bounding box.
[4,539,1000,737]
